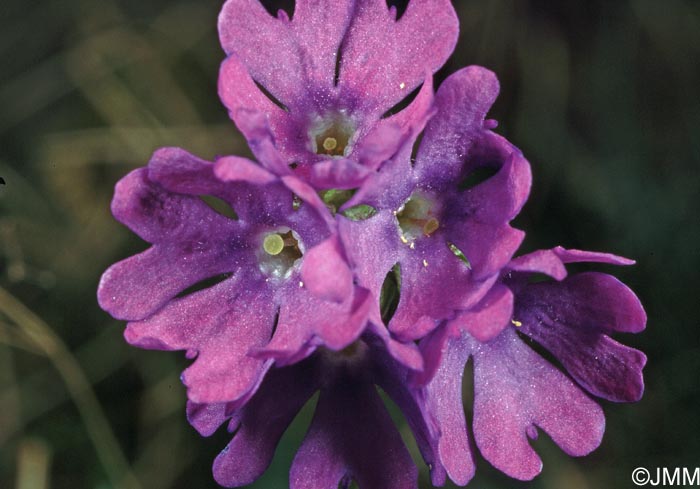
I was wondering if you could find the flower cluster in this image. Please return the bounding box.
[98,1,646,488]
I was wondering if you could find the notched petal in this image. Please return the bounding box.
[300,235,353,303]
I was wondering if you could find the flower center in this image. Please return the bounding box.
[396,193,441,243]
[309,112,356,157]
[322,137,338,152]
[338,341,363,358]
[319,188,356,215]
[258,229,304,279]
[321,340,368,367]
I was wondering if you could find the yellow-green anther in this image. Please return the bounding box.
[423,218,439,236]
[323,137,338,152]
[263,233,285,256]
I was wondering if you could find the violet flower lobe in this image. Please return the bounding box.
[188,332,440,489]
[217,0,458,184]
[419,247,647,485]
[339,65,531,341]
[97,147,383,406]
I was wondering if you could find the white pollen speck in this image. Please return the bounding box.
[399,82,406,89]
[423,259,428,267]
[409,242,415,249]
[299,281,304,287]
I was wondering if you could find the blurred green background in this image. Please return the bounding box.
[1,0,698,488]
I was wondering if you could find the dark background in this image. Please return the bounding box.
[1,0,698,487]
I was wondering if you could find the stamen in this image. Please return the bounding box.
[511,319,522,327]
[322,137,338,152]
[396,192,441,243]
[422,218,440,236]
[258,229,304,279]
[263,234,285,255]
[309,112,356,156]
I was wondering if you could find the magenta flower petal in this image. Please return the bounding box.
[213,155,278,185]
[447,283,514,343]
[409,323,452,386]
[421,333,475,485]
[300,235,353,303]
[187,401,230,437]
[100,147,399,406]
[108,164,219,242]
[290,382,418,489]
[281,174,335,221]
[339,212,401,323]
[509,246,635,279]
[335,65,531,342]
[337,0,457,114]
[414,66,500,184]
[388,239,499,339]
[342,150,415,213]
[97,169,241,321]
[121,278,254,354]
[259,286,372,364]
[448,221,525,281]
[218,0,353,106]
[515,272,647,401]
[225,108,295,177]
[145,146,322,231]
[472,328,605,480]
[217,54,291,146]
[308,158,373,189]
[418,245,645,485]
[194,338,430,488]
[217,56,304,170]
[356,75,435,171]
[459,135,532,224]
[507,248,569,280]
[97,0,649,486]
[365,321,424,372]
[213,361,319,488]
[369,340,441,484]
[219,0,457,114]
[217,55,314,166]
[127,281,276,403]
[552,246,636,266]
[218,0,455,174]
[148,147,236,193]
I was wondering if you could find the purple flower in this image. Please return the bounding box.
[417,246,647,485]
[217,0,458,184]
[96,1,649,487]
[97,147,424,405]
[188,332,438,489]
[339,65,532,341]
